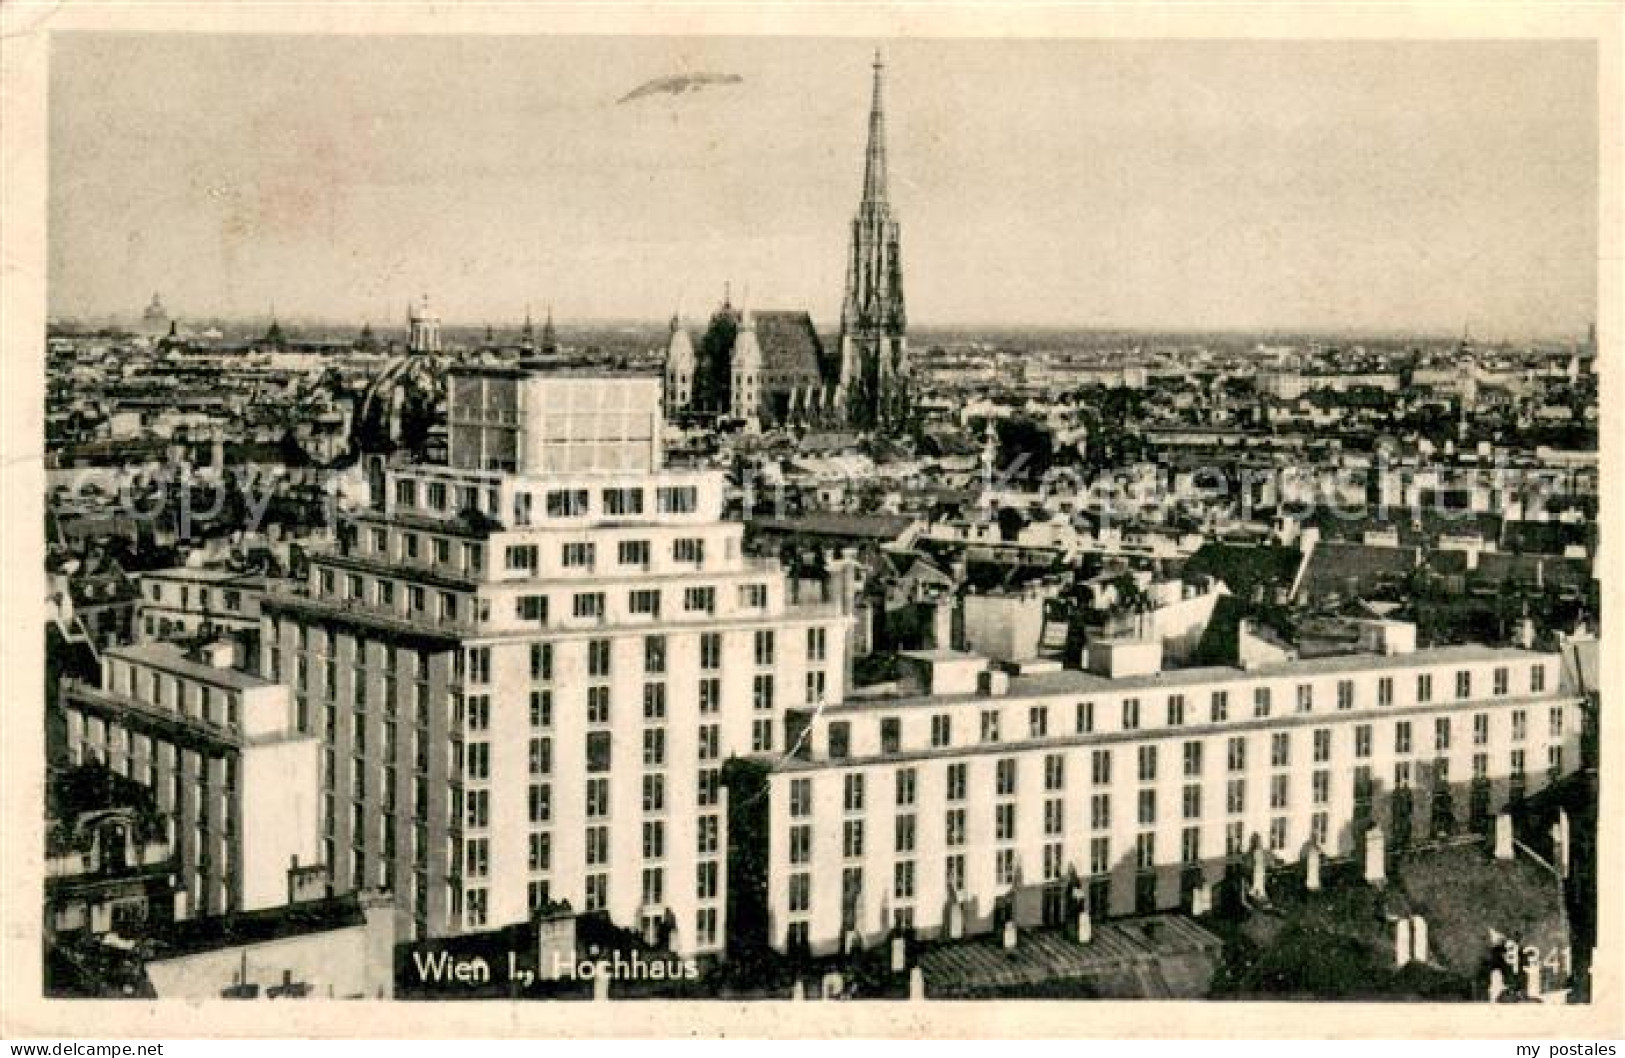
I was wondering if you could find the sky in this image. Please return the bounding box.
[48,34,1597,337]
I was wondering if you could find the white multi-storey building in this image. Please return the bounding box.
[759,633,1583,956]
[260,369,853,954]
[56,642,322,918]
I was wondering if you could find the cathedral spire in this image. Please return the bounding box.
[861,49,889,207]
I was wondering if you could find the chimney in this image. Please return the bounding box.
[1492,812,1514,861]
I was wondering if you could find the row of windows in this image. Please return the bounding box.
[792,710,1570,818]
[899,664,1553,755]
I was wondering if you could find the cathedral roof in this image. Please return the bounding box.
[753,310,834,383]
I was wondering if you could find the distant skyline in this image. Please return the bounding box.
[49,35,1597,338]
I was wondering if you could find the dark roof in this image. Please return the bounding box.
[1473,552,1591,589]
[148,894,367,960]
[1179,542,1302,599]
[754,311,834,385]
[750,513,914,542]
[1500,520,1594,556]
[1299,542,1416,600]
[918,916,1221,999]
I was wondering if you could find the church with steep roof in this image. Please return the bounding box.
[663,290,840,431]
[662,51,911,434]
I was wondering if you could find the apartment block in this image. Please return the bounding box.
[56,642,321,918]
[759,635,1582,956]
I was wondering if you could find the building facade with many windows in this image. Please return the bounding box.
[56,643,321,919]
[260,370,853,954]
[759,638,1581,956]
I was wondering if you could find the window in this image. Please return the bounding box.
[1435,716,1451,751]
[1227,736,1246,772]
[1312,770,1330,805]
[996,758,1017,796]
[1182,783,1201,820]
[684,587,716,614]
[1091,749,1112,786]
[528,737,552,775]
[656,486,698,514]
[1044,798,1064,836]
[1076,701,1095,733]
[1044,753,1065,791]
[546,489,589,517]
[528,783,552,823]
[1418,673,1433,703]
[1336,680,1354,710]
[996,803,1017,841]
[843,820,864,858]
[1122,697,1141,730]
[753,674,774,712]
[1355,724,1372,758]
[896,767,917,806]
[740,584,768,610]
[587,686,609,726]
[880,717,901,754]
[789,824,812,865]
[1210,690,1229,723]
[1029,705,1049,738]
[1493,667,1510,696]
[603,488,644,516]
[644,636,667,675]
[1270,774,1289,809]
[573,592,605,620]
[585,777,610,818]
[619,539,651,568]
[1182,741,1203,777]
[806,627,827,662]
[1297,683,1314,713]
[931,714,952,747]
[1313,728,1331,762]
[1455,670,1472,699]
[1473,713,1489,746]
[673,538,705,565]
[506,545,538,572]
[586,732,612,773]
[1511,710,1527,742]
[980,710,1001,743]
[629,589,661,617]
[1226,779,1245,814]
[642,774,666,812]
[1166,694,1186,726]
[1271,732,1290,768]
[752,718,774,753]
[699,632,722,670]
[945,808,967,847]
[1378,676,1394,706]
[642,727,666,766]
[843,773,865,812]
[587,639,612,677]
[1398,721,1416,754]
[789,778,812,817]
[754,630,775,666]
[517,595,548,623]
[1091,793,1110,830]
[946,762,967,801]
[530,643,553,681]
[1550,705,1565,738]
[1137,744,1157,782]
[1254,686,1272,718]
[1531,664,1547,693]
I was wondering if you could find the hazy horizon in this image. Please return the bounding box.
[49,35,1598,338]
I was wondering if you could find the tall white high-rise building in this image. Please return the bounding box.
[260,367,854,953]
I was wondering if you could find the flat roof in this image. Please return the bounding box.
[825,643,1556,715]
[104,643,273,692]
